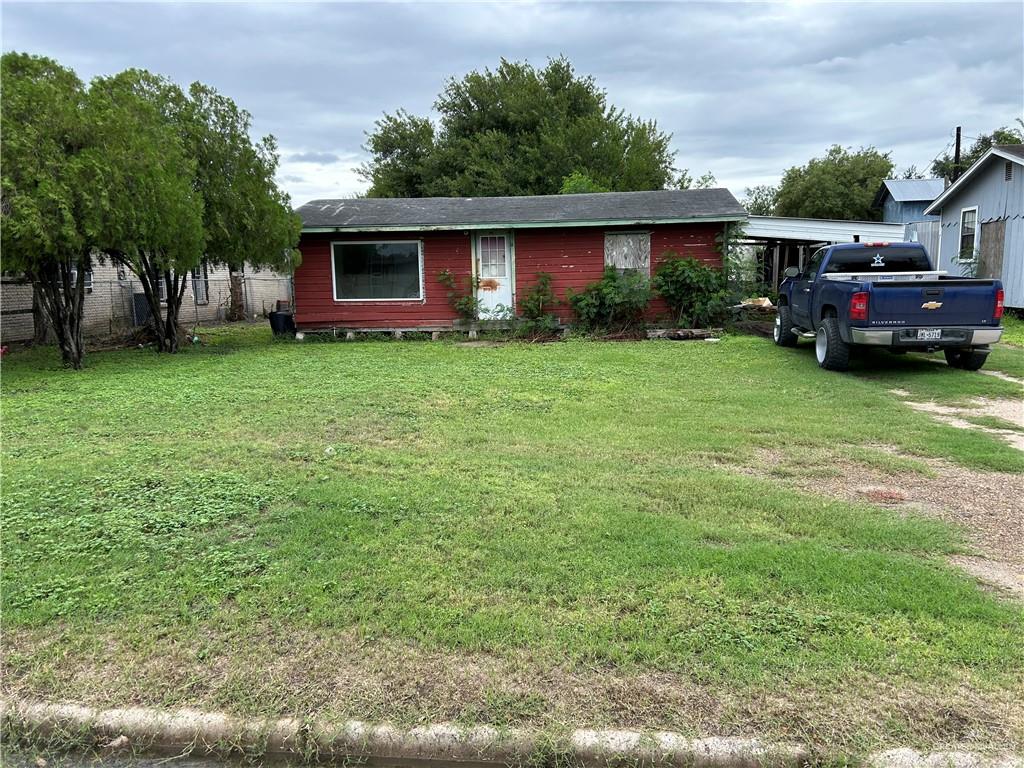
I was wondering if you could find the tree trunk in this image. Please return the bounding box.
[163,270,180,353]
[32,283,53,345]
[228,272,245,321]
[134,261,167,352]
[32,254,89,370]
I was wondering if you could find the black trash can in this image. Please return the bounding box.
[268,311,296,337]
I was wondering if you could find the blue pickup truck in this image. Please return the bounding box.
[774,242,1005,371]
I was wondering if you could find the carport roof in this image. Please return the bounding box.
[297,189,746,232]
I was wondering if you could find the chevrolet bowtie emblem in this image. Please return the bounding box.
[921,301,943,310]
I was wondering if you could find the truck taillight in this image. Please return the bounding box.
[995,289,1004,320]
[850,291,869,321]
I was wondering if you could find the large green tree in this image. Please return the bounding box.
[84,69,206,353]
[181,82,301,319]
[88,72,301,353]
[774,145,894,221]
[1,53,93,368]
[361,58,679,197]
[742,184,778,216]
[931,122,1024,180]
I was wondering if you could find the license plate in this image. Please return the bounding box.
[917,329,942,341]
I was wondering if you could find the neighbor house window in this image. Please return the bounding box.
[959,207,978,261]
[332,241,423,301]
[157,277,167,303]
[192,263,209,305]
[69,266,93,294]
[604,232,651,274]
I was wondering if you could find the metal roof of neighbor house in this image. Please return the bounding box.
[877,178,945,203]
[924,144,1024,215]
[297,189,747,232]
[745,215,905,243]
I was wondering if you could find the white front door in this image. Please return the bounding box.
[475,233,514,316]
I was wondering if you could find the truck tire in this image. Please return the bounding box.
[944,348,989,371]
[815,316,850,371]
[773,305,799,347]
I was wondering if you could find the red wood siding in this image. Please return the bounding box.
[294,231,471,329]
[513,224,723,323]
[294,223,725,329]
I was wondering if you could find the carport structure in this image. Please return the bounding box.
[744,215,907,288]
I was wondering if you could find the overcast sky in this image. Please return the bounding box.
[3,1,1022,205]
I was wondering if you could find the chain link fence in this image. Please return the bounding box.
[1,275,292,344]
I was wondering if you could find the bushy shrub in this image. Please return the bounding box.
[652,252,728,327]
[519,272,558,320]
[566,266,652,332]
[438,269,482,320]
[512,272,562,338]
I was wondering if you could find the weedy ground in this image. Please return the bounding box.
[2,324,1022,760]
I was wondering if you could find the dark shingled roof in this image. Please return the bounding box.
[995,143,1024,160]
[297,189,746,231]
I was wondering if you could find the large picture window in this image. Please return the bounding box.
[332,241,423,301]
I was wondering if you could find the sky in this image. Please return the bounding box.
[3,1,1022,205]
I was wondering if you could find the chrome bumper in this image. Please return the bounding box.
[850,327,1003,346]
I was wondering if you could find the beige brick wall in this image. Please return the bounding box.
[0,261,291,344]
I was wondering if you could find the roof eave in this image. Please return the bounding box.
[924,147,1024,215]
[300,214,747,234]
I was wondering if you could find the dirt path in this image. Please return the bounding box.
[889,391,1024,451]
[739,445,1024,598]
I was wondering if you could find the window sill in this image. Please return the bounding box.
[332,297,425,303]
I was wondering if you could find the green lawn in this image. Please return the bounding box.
[2,327,1022,755]
[1001,311,1024,347]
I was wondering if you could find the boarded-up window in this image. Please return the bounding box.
[604,232,651,273]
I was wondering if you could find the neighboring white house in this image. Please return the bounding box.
[0,260,292,345]
[924,144,1024,309]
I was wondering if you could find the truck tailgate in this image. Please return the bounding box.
[868,280,999,326]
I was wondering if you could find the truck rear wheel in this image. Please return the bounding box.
[944,348,989,371]
[815,316,850,371]
[773,305,798,347]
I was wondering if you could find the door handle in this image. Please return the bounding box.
[802,288,811,293]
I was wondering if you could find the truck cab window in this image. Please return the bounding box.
[805,249,826,280]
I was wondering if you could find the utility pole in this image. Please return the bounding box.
[952,126,962,181]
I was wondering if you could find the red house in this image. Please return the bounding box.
[293,189,746,331]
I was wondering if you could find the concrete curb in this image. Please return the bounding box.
[2,698,1022,768]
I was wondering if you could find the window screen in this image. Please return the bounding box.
[333,241,422,300]
[604,232,651,273]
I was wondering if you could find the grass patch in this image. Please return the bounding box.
[986,344,1024,379]
[964,414,1024,433]
[2,326,1022,752]
[1000,312,1024,347]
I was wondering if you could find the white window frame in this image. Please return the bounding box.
[471,231,516,307]
[330,239,425,303]
[604,231,652,275]
[958,206,979,263]
[192,262,210,306]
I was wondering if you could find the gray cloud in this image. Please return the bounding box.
[288,151,341,164]
[3,1,1021,203]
